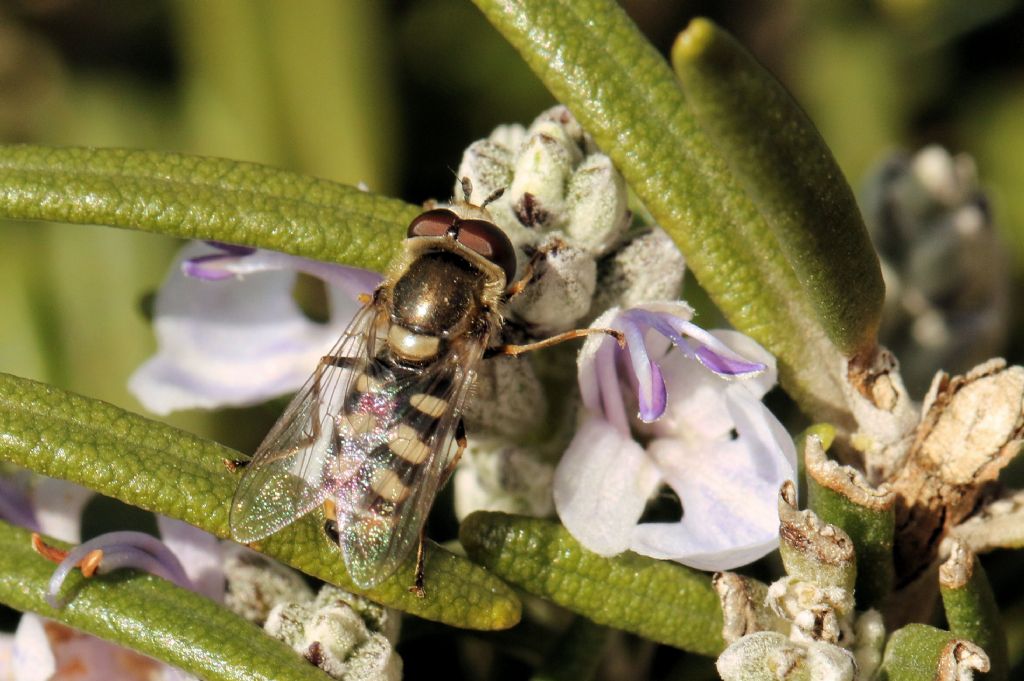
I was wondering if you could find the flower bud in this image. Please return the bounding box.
[716,631,856,681]
[510,237,597,333]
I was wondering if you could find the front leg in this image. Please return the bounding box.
[485,328,625,359]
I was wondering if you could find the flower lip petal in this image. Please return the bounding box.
[629,390,794,570]
[130,241,382,414]
[156,515,224,602]
[554,416,661,556]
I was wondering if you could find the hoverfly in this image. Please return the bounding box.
[229,180,621,595]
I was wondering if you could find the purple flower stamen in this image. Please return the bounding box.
[181,253,240,280]
[204,241,258,256]
[45,531,195,609]
[608,306,767,422]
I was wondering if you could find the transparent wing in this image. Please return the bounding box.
[332,334,486,589]
[229,302,384,544]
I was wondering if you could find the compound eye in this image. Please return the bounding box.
[455,219,518,284]
[407,209,458,238]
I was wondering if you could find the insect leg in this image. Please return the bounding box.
[484,328,625,359]
[409,528,427,598]
[224,458,249,472]
[504,240,562,299]
[440,417,468,487]
[407,419,467,599]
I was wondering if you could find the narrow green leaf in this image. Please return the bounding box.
[804,435,895,609]
[0,145,418,271]
[672,18,884,358]
[876,624,991,681]
[460,511,724,656]
[940,541,1007,680]
[0,373,520,630]
[0,521,330,681]
[471,0,853,424]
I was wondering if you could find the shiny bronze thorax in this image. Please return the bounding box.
[390,251,487,340]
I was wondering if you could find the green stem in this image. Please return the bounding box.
[804,435,894,608]
[940,541,1008,680]
[876,624,991,680]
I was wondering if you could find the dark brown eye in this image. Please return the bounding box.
[407,209,458,238]
[455,219,518,284]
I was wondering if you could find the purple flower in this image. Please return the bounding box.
[41,527,198,609]
[0,473,38,533]
[128,242,382,415]
[1,475,223,681]
[554,302,796,571]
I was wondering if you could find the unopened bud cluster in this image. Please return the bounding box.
[223,546,402,681]
[264,586,402,681]
[454,105,683,336]
[451,106,684,518]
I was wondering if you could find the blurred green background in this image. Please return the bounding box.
[1,1,1023,676]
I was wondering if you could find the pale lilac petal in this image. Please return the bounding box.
[645,349,734,442]
[577,308,617,412]
[618,315,666,423]
[184,244,382,299]
[16,615,164,681]
[129,242,378,414]
[554,416,661,556]
[724,383,797,481]
[0,633,12,681]
[0,475,37,532]
[12,614,54,681]
[32,479,94,544]
[157,516,224,602]
[630,389,795,570]
[577,308,631,433]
